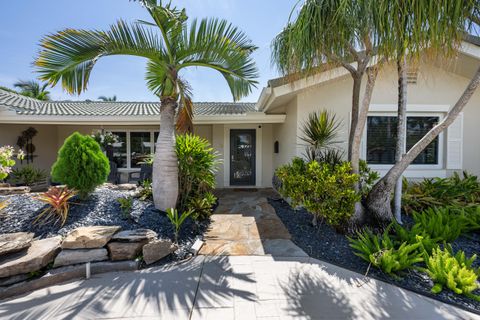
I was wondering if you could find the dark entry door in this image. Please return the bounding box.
[230,129,256,186]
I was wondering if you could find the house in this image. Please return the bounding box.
[1,38,480,187]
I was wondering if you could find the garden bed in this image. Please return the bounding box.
[269,197,480,315]
[0,185,209,261]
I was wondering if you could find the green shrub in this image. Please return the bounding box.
[390,222,439,254]
[176,134,219,214]
[412,207,467,243]
[117,196,133,219]
[138,179,153,201]
[359,160,379,196]
[188,191,217,221]
[349,228,424,277]
[402,172,480,214]
[11,165,47,186]
[463,206,480,233]
[276,158,360,228]
[166,208,193,244]
[51,132,109,199]
[423,245,480,300]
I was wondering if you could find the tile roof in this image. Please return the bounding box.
[0,89,257,117]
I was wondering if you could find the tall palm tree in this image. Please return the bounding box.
[98,95,117,102]
[13,80,51,101]
[35,0,258,210]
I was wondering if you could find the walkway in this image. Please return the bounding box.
[1,255,478,319]
[199,189,307,257]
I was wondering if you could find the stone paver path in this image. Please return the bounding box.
[199,189,307,257]
[1,255,478,319]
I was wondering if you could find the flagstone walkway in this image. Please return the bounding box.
[199,189,307,257]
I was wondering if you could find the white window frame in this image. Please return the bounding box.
[362,111,445,173]
[110,129,158,172]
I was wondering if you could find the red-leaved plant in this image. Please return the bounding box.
[34,187,77,226]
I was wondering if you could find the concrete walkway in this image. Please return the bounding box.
[1,255,478,320]
[199,189,307,257]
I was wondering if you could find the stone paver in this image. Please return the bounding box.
[1,255,478,320]
[199,189,306,256]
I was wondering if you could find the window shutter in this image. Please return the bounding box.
[446,113,463,170]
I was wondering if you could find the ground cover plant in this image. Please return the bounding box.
[51,132,109,199]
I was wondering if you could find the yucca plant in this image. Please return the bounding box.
[166,208,192,244]
[423,245,480,300]
[349,228,424,277]
[33,187,77,226]
[412,207,468,243]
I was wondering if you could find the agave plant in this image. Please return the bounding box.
[33,187,77,226]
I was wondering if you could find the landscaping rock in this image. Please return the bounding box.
[142,240,177,265]
[61,226,121,249]
[0,274,30,287]
[111,229,157,242]
[53,248,108,267]
[0,186,30,195]
[113,184,137,191]
[108,242,146,261]
[0,232,34,256]
[0,236,62,278]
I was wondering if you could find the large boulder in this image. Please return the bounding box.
[0,232,35,256]
[142,240,177,265]
[53,249,108,267]
[111,229,157,242]
[0,236,62,278]
[107,242,147,261]
[61,226,121,249]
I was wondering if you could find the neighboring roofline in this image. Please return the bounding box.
[258,39,480,113]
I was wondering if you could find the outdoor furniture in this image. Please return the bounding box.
[108,161,121,184]
[128,164,152,184]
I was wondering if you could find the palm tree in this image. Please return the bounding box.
[35,0,258,210]
[98,95,117,102]
[13,80,51,101]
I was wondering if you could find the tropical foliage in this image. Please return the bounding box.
[35,0,258,211]
[10,165,48,187]
[411,207,468,243]
[51,132,109,199]
[33,187,77,226]
[117,196,133,220]
[176,134,219,216]
[276,158,360,228]
[98,95,117,101]
[166,207,192,244]
[13,80,51,101]
[402,172,480,214]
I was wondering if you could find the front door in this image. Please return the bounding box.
[230,129,256,186]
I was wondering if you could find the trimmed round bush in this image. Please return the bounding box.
[51,132,109,199]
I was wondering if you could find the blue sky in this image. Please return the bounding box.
[0,0,299,102]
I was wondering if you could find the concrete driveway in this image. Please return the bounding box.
[1,255,478,320]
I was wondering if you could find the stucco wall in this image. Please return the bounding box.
[270,61,480,177]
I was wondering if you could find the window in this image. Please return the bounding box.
[111,131,156,170]
[366,115,440,165]
[130,132,152,168]
[111,132,127,168]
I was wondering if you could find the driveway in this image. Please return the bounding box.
[1,255,478,320]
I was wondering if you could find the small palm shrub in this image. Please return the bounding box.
[176,134,219,215]
[166,208,193,244]
[11,165,47,186]
[51,132,109,199]
[276,158,360,228]
[33,187,77,226]
[349,229,424,277]
[423,245,480,300]
[412,207,467,243]
[402,172,480,214]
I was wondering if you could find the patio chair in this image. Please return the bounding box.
[108,161,121,184]
[128,163,152,184]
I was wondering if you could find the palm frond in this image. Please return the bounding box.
[300,111,342,148]
[35,20,166,95]
[175,77,194,134]
[177,18,258,101]
[14,80,51,101]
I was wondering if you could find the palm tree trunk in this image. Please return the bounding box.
[393,56,407,224]
[153,97,179,211]
[366,65,480,224]
[347,75,362,161]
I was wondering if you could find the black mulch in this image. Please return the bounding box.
[0,187,209,261]
[269,197,480,315]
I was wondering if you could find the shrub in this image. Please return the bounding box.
[188,191,217,221]
[33,187,77,226]
[390,222,439,254]
[412,207,467,243]
[402,172,480,214]
[176,134,219,213]
[359,160,379,197]
[349,228,424,277]
[276,158,360,228]
[138,179,153,201]
[117,196,133,219]
[166,208,193,244]
[463,206,480,233]
[0,146,24,181]
[51,132,109,199]
[423,245,480,300]
[11,165,47,186]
